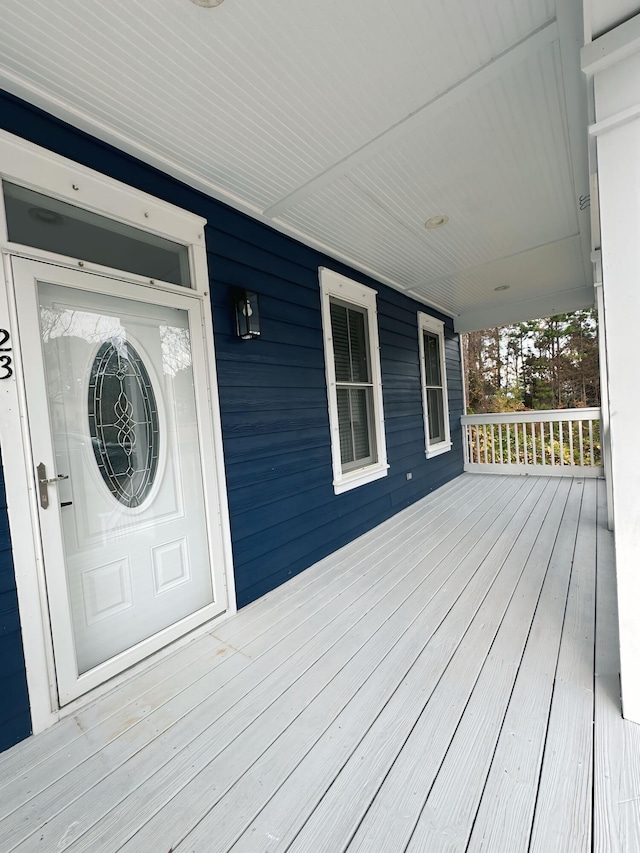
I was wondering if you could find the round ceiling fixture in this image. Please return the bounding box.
[189,0,224,6]
[424,214,449,229]
[28,207,64,225]
[494,285,510,292]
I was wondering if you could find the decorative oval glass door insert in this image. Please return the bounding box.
[88,339,159,507]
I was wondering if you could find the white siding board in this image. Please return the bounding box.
[16,477,515,852]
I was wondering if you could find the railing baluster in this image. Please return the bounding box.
[531,422,536,465]
[483,425,488,464]
[498,424,504,464]
[578,421,584,467]
[589,419,594,467]
[490,424,495,463]
[559,421,564,466]
[550,421,555,466]
[475,425,481,464]
[541,422,546,466]
[568,421,574,467]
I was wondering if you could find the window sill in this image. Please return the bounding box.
[425,441,452,459]
[333,462,390,495]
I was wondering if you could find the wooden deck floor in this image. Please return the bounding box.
[0,473,637,852]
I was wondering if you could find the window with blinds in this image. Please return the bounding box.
[418,312,452,458]
[319,269,388,494]
[330,300,376,471]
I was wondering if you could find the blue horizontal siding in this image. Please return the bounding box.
[0,456,31,754]
[0,89,464,750]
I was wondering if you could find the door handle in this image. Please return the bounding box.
[36,463,69,509]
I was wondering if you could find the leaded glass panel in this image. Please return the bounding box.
[88,340,160,507]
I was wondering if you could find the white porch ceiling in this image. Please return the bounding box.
[0,0,593,331]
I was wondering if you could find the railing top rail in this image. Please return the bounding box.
[461,407,600,425]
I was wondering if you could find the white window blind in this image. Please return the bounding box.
[330,300,376,470]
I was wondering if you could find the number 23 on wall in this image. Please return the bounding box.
[0,328,13,379]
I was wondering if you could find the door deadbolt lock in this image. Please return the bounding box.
[37,463,69,509]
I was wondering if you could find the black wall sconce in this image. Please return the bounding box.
[234,289,261,339]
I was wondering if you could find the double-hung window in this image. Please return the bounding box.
[418,312,452,458]
[320,268,388,493]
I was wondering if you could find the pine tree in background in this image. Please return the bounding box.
[462,309,600,413]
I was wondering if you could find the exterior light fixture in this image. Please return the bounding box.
[234,289,261,339]
[494,285,511,292]
[189,0,224,6]
[425,215,449,229]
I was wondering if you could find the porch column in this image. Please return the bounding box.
[583,14,640,723]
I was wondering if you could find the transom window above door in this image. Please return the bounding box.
[3,182,191,287]
[319,268,388,494]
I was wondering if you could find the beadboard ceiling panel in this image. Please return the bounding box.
[0,0,591,330]
[351,42,578,264]
[409,236,592,330]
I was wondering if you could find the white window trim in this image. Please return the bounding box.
[418,311,452,459]
[319,268,388,494]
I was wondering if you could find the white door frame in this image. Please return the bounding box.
[0,131,236,733]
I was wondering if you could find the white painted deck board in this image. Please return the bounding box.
[0,475,500,835]
[0,473,635,853]
[180,478,548,853]
[9,477,513,852]
[72,477,530,853]
[529,478,597,853]
[403,479,583,852]
[0,474,486,794]
[470,478,594,852]
[285,477,562,853]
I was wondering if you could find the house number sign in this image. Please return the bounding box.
[0,329,13,379]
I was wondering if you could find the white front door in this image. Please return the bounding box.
[13,257,228,704]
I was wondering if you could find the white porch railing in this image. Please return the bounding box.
[461,407,602,477]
